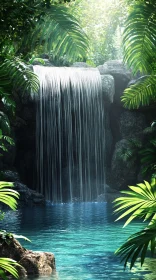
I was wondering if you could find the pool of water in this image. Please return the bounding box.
[0,202,154,279]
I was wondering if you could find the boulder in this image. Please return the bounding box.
[101,75,115,104]
[0,237,56,278]
[32,58,54,67]
[1,170,45,206]
[71,62,91,68]
[14,182,45,206]
[98,60,132,105]
[1,170,20,182]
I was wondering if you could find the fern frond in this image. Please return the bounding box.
[121,75,156,109]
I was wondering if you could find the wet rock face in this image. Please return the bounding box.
[0,238,56,278]
[98,60,132,105]
[71,62,91,68]
[120,111,147,140]
[109,139,138,190]
[101,75,115,104]
[1,170,45,206]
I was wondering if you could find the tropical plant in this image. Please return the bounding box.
[114,179,156,268]
[0,0,88,62]
[115,138,142,168]
[0,57,40,154]
[0,258,20,280]
[0,181,20,279]
[0,181,19,210]
[121,0,156,109]
[140,139,156,176]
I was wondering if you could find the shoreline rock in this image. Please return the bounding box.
[0,237,56,278]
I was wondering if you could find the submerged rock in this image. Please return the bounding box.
[0,237,56,278]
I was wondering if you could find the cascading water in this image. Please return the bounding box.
[33,65,105,203]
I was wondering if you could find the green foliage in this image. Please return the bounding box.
[121,75,156,109]
[114,180,156,226]
[115,138,142,168]
[0,181,20,279]
[0,182,19,211]
[29,5,89,62]
[123,2,156,75]
[121,0,156,109]
[0,258,20,280]
[70,0,126,65]
[0,113,11,136]
[1,59,40,95]
[0,116,15,156]
[114,180,156,268]
[115,226,156,269]
[0,0,88,62]
[0,230,30,245]
[140,139,156,175]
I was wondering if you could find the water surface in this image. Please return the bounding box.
[1,203,154,279]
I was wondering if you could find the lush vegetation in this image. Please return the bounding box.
[114,0,156,270]
[0,0,89,157]
[0,182,20,279]
[121,0,156,109]
[70,0,127,65]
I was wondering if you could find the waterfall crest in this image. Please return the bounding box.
[33,65,105,203]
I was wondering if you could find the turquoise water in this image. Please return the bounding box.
[0,203,154,279]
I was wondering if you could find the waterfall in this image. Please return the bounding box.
[33,65,105,203]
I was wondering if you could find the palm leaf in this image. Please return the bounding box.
[29,5,89,61]
[123,2,156,75]
[139,140,156,175]
[0,182,19,210]
[0,112,11,135]
[114,181,156,227]
[0,258,20,279]
[115,227,156,269]
[121,75,156,109]
[1,58,39,94]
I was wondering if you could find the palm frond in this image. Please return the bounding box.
[1,58,39,94]
[0,258,20,279]
[121,75,156,109]
[114,181,156,227]
[139,139,156,175]
[29,5,89,61]
[115,227,156,269]
[143,126,156,134]
[0,112,11,136]
[0,182,19,210]
[123,2,156,75]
